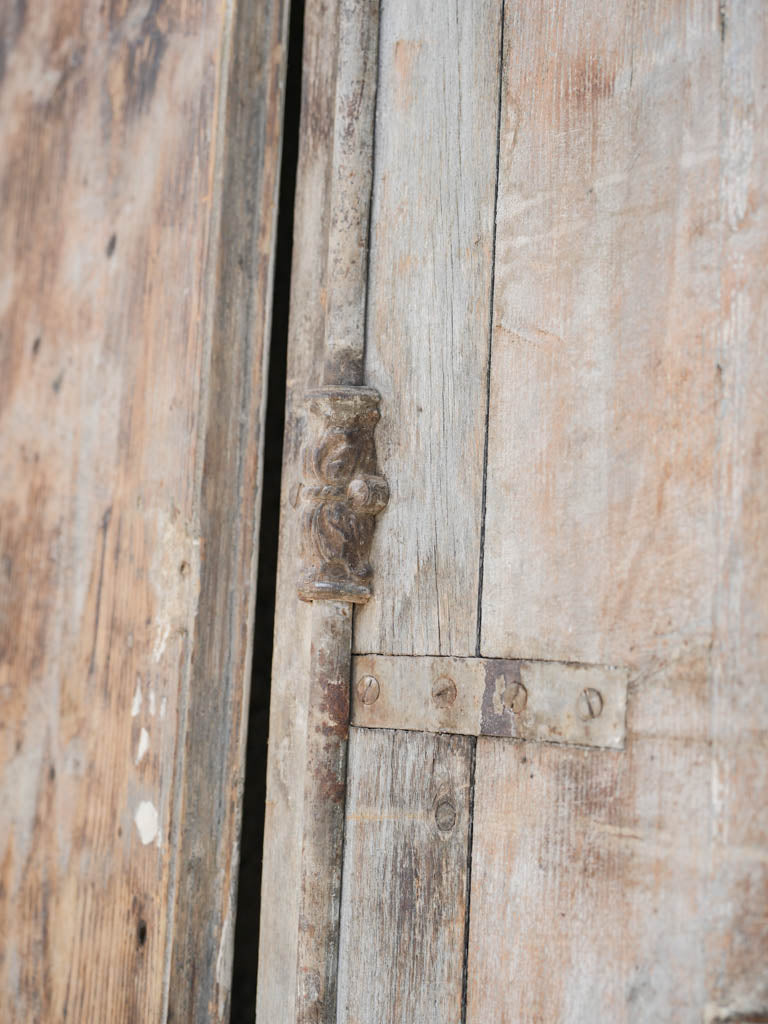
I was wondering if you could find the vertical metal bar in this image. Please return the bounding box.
[295,601,352,1022]
[322,0,380,388]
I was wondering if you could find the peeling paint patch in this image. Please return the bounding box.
[131,678,142,716]
[148,689,156,716]
[215,899,233,1020]
[134,800,158,845]
[135,727,149,765]
[149,511,200,665]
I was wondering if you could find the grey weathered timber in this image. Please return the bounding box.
[336,728,473,1024]
[480,0,722,666]
[467,2,768,1021]
[255,0,339,1015]
[467,728,709,1022]
[353,0,504,656]
[707,1,768,1016]
[351,654,628,749]
[0,0,288,1020]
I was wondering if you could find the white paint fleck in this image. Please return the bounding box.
[148,689,156,716]
[159,696,167,720]
[131,679,142,717]
[135,727,150,765]
[152,622,171,663]
[134,801,159,845]
[216,900,234,1019]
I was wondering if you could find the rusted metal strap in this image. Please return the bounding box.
[351,655,629,751]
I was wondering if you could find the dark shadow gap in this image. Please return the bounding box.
[230,0,305,1018]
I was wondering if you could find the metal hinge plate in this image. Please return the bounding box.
[351,655,629,750]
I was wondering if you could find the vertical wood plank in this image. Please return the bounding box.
[0,1,288,1020]
[256,0,338,1017]
[337,728,473,1024]
[708,1,768,1016]
[467,692,714,1024]
[481,0,723,665]
[468,4,768,1021]
[353,0,503,656]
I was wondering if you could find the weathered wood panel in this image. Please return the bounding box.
[353,0,503,656]
[707,1,768,1017]
[467,705,714,1023]
[255,0,338,1016]
[467,2,768,1021]
[480,0,722,665]
[0,0,288,1020]
[337,728,473,1024]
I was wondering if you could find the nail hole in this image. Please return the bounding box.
[137,919,147,947]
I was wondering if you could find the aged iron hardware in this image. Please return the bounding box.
[351,655,629,750]
[297,385,388,603]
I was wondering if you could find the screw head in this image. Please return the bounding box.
[577,687,603,720]
[431,675,457,708]
[357,675,380,705]
[434,798,457,832]
[501,678,528,713]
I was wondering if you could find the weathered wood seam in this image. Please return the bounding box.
[475,0,507,660]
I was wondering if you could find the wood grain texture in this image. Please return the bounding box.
[337,727,473,1024]
[256,0,339,1018]
[468,653,766,1022]
[467,693,714,1024]
[0,0,288,1020]
[353,0,503,656]
[481,0,723,665]
[468,3,768,1021]
[707,1,768,1017]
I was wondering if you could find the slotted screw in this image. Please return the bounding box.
[577,687,603,720]
[357,675,380,705]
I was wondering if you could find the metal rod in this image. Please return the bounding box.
[322,0,380,388]
[295,1,381,1021]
